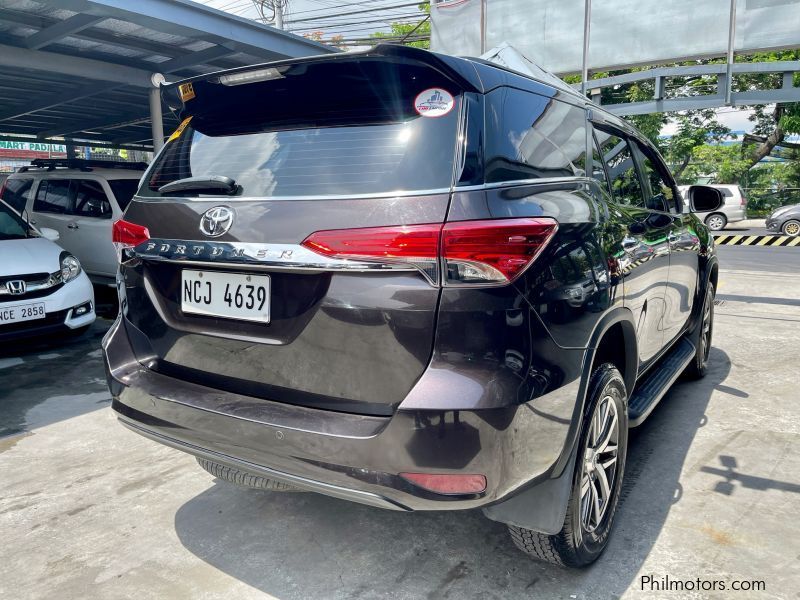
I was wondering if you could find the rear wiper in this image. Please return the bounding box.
[158,175,237,195]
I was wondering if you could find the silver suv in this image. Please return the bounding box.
[678,184,747,231]
[1,159,145,285]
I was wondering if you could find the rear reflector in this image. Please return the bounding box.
[112,219,150,261]
[400,472,487,495]
[301,218,557,286]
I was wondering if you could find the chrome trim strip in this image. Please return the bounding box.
[453,176,593,192]
[0,272,62,297]
[128,239,438,285]
[131,187,451,203]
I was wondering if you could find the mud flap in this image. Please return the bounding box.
[481,440,578,535]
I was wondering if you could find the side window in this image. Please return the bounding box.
[34,180,72,214]
[633,140,678,213]
[74,180,112,219]
[0,178,33,214]
[485,88,587,183]
[590,133,611,195]
[595,128,645,208]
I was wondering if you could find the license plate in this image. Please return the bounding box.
[0,302,46,325]
[181,270,270,323]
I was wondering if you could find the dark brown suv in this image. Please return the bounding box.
[104,44,722,567]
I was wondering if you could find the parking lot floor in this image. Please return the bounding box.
[1,262,799,599]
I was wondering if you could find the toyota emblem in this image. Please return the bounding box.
[199,206,234,237]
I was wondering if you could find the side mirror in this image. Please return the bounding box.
[686,185,724,213]
[40,227,60,241]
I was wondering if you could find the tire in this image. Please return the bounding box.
[684,284,715,380]
[782,219,800,237]
[705,213,727,231]
[508,364,628,567]
[196,457,304,492]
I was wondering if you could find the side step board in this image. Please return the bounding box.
[628,337,696,427]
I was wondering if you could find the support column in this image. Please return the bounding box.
[149,73,165,153]
[725,0,737,105]
[581,0,592,96]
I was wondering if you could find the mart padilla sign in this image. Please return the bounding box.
[0,140,67,155]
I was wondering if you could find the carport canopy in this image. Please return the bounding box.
[0,0,335,154]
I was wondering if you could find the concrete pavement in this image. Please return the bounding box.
[1,266,799,599]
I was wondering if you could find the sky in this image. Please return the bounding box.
[195,0,762,137]
[196,0,413,42]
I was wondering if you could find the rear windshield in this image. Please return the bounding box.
[141,58,462,199]
[108,179,139,210]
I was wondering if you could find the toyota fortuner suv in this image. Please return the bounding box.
[103,45,722,567]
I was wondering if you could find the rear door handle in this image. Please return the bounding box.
[67,223,79,230]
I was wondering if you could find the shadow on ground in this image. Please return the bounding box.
[172,348,732,599]
[0,318,111,436]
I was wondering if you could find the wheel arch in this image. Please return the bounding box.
[482,307,637,535]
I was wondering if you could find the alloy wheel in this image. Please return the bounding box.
[706,215,725,231]
[700,294,713,364]
[580,395,620,533]
[784,220,800,236]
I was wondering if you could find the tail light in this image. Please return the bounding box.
[400,472,487,495]
[301,223,440,282]
[112,219,150,262]
[441,218,557,284]
[301,218,557,286]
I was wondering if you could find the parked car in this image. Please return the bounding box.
[103,45,722,568]
[677,184,747,231]
[0,199,95,341]
[765,202,800,236]
[0,159,145,285]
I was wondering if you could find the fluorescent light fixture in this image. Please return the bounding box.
[219,68,284,86]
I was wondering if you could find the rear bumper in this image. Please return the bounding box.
[725,207,747,222]
[103,315,581,512]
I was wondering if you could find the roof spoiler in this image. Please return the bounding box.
[161,44,483,114]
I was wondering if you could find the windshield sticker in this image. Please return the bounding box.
[167,116,193,143]
[414,88,455,117]
[179,83,196,102]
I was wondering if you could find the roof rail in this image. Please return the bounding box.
[18,158,148,173]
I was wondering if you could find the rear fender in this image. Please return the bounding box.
[482,307,636,534]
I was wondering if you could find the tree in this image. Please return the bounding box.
[734,50,800,169]
[591,65,730,179]
[370,3,430,49]
[681,144,751,184]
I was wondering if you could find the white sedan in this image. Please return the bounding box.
[0,200,95,341]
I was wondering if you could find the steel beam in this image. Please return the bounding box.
[0,43,153,87]
[0,8,241,69]
[54,0,335,60]
[24,13,104,50]
[3,44,234,132]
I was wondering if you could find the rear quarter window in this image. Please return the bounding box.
[484,88,586,183]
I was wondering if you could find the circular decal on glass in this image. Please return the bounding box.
[414,88,455,117]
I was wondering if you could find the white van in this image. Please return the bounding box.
[1,159,145,285]
[678,184,747,231]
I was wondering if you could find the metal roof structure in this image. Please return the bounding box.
[0,0,335,153]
